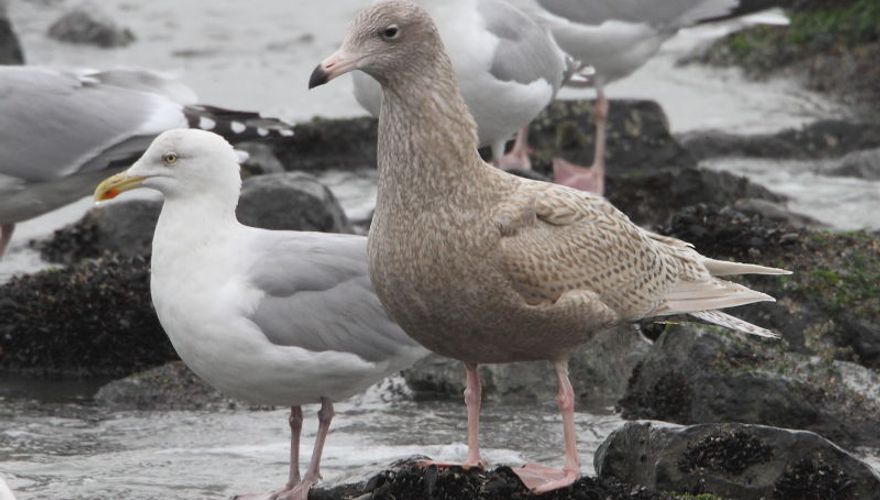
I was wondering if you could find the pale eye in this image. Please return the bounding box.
[380,24,400,40]
[162,152,178,165]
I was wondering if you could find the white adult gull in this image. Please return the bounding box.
[93,129,429,500]
[0,66,293,258]
[351,0,568,170]
[508,0,782,194]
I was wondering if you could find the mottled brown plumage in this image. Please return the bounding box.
[311,0,789,491]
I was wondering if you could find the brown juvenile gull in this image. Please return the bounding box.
[93,129,429,500]
[309,0,789,493]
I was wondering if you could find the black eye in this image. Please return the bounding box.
[162,152,178,165]
[381,24,399,40]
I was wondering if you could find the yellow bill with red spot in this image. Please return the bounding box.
[94,172,147,202]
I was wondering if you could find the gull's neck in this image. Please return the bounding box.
[374,46,488,210]
[152,193,240,274]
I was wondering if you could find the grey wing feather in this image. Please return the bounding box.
[535,0,743,28]
[246,231,425,364]
[480,0,565,88]
[0,67,186,182]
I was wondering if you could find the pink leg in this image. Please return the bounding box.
[233,406,306,500]
[286,406,303,488]
[417,363,485,470]
[513,359,581,493]
[552,87,608,195]
[0,223,14,258]
[495,127,533,172]
[284,398,334,500]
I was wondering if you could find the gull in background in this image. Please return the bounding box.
[0,66,293,258]
[351,0,568,170]
[94,129,429,500]
[509,0,786,194]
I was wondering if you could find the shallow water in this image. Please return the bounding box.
[0,377,631,499]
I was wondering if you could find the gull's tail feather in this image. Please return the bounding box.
[690,310,780,339]
[703,258,791,277]
[652,278,775,316]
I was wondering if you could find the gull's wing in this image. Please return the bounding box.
[478,0,566,89]
[494,179,782,323]
[529,0,773,28]
[244,231,428,365]
[0,66,187,183]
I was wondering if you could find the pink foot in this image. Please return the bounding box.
[512,463,579,494]
[552,158,604,195]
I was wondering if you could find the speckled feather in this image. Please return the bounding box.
[355,0,787,364]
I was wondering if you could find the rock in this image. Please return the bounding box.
[0,0,24,64]
[0,253,174,377]
[404,325,652,409]
[619,325,880,448]
[527,99,696,174]
[679,120,880,161]
[661,203,880,369]
[312,458,661,500]
[596,421,880,500]
[271,116,378,173]
[733,198,824,228]
[34,172,351,264]
[47,6,136,48]
[819,148,880,180]
[95,361,238,411]
[237,171,350,232]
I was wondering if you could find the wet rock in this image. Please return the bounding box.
[237,171,350,232]
[0,253,173,377]
[596,421,880,499]
[47,6,136,48]
[679,120,880,161]
[527,99,696,174]
[619,325,880,447]
[313,458,661,500]
[818,147,880,180]
[0,0,24,65]
[732,198,824,228]
[404,325,652,409]
[95,361,237,411]
[607,167,784,229]
[271,116,378,173]
[662,203,880,369]
[34,172,350,264]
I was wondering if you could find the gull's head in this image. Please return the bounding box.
[309,0,438,89]
[94,129,242,203]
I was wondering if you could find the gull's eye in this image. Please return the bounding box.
[162,152,178,165]
[380,24,400,40]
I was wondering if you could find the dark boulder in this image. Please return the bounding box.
[661,203,880,369]
[47,7,136,48]
[619,325,880,448]
[679,120,880,161]
[34,172,350,264]
[596,421,880,499]
[0,253,173,377]
[95,361,237,411]
[403,325,651,410]
[313,458,660,500]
